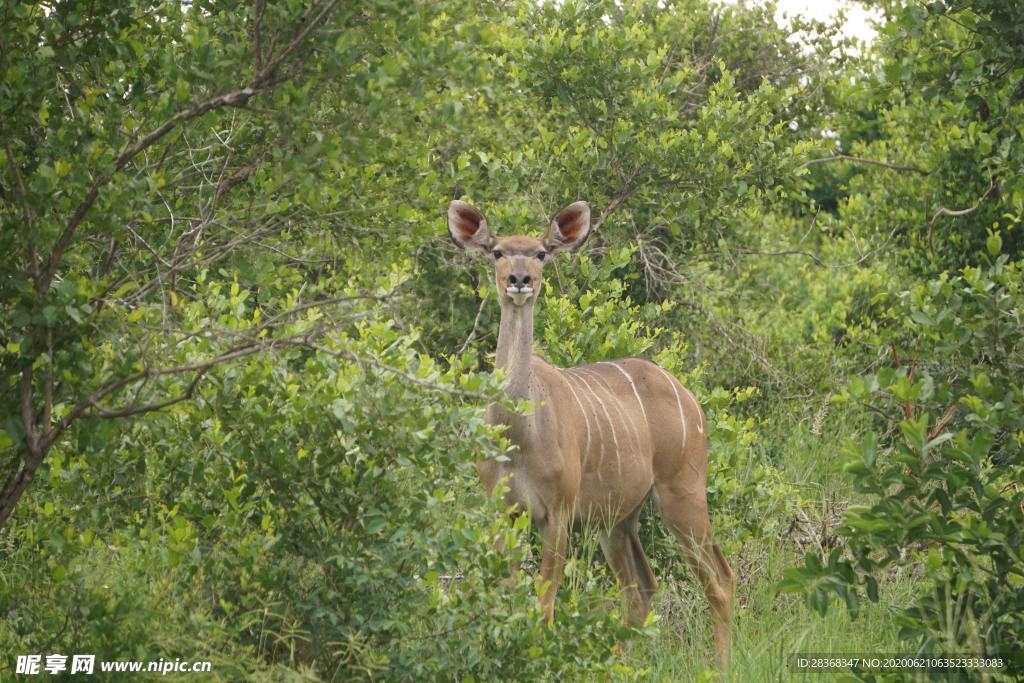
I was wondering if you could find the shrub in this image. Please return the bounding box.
[781,257,1024,673]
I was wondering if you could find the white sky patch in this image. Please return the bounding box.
[777,0,878,43]
[726,0,880,47]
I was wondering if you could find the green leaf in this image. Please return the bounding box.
[865,576,878,603]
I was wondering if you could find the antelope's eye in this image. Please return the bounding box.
[537,251,547,261]
[492,250,503,259]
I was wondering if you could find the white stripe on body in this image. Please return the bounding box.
[598,360,651,450]
[561,371,592,460]
[581,367,643,456]
[563,371,605,482]
[600,361,650,429]
[570,370,622,477]
[682,386,704,434]
[654,365,687,451]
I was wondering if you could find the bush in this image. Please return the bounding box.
[781,257,1024,672]
[0,308,643,679]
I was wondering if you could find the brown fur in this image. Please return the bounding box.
[448,200,733,667]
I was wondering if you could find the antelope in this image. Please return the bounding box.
[447,199,733,666]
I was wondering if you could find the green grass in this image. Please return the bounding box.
[626,539,915,681]
[547,526,915,681]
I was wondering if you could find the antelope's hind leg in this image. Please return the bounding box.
[656,481,734,668]
[599,504,658,627]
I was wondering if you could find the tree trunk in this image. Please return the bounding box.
[0,448,44,528]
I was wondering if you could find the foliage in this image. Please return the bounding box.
[806,0,1024,270]
[2,0,1022,679]
[1,304,641,679]
[0,0,638,678]
[781,258,1023,666]
[777,1,1024,674]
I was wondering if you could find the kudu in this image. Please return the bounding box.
[448,199,733,666]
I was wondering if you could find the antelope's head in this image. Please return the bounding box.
[447,200,591,307]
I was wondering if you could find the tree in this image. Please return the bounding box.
[1,0,434,526]
[16,0,999,678]
[780,0,1024,668]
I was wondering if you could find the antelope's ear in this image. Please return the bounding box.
[447,200,495,252]
[543,201,591,253]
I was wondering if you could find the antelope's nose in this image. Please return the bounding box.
[508,274,531,288]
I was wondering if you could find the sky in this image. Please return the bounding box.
[760,0,880,44]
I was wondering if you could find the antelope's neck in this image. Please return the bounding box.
[495,300,534,403]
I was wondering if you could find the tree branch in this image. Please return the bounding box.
[19,367,38,455]
[253,0,266,72]
[722,227,899,269]
[928,402,959,440]
[51,340,273,447]
[40,0,346,298]
[53,291,395,438]
[88,367,210,419]
[254,0,343,87]
[457,289,489,356]
[3,139,40,289]
[41,87,264,296]
[928,179,996,226]
[0,367,46,527]
[592,168,645,234]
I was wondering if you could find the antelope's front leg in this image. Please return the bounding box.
[537,508,570,624]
